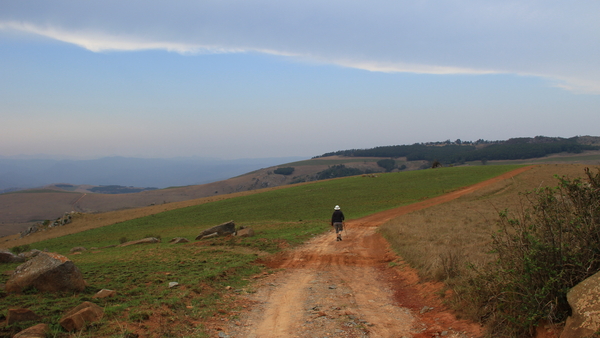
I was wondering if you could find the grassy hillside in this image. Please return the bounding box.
[0,165,522,337]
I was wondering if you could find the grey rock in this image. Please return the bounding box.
[5,252,86,293]
[0,250,19,263]
[195,220,236,240]
[200,232,219,239]
[169,237,189,244]
[561,270,600,338]
[119,237,160,247]
[59,301,104,332]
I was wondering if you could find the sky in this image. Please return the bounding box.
[1,0,599,160]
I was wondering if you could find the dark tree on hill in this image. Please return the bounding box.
[316,164,365,180]
[377,159,396,172]
[314,137,599,164]
[274,167,295,175]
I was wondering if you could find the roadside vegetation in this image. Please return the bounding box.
[467,167,600,337]
[380,164,599,337]
[0,165,521,337]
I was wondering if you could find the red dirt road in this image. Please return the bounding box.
[221,166,534,338]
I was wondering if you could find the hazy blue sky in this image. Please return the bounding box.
[1,1,599,159]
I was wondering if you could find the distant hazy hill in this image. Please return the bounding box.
[0,156,306,193]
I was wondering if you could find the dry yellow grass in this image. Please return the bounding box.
[379,164,593,282]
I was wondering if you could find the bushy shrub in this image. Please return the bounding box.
[469,167,600,337]
[10,244,31,254]
[274,167,295,175]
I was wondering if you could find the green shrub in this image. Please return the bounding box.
[274,167,295,175]
[10,244,31,255]
[469,167,600,337]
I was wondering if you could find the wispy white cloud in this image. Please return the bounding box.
[0,21,238,53]
[1,0,599,93]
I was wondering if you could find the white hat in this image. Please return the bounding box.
[334,205,340,210]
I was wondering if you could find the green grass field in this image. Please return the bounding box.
[0,165,523,337]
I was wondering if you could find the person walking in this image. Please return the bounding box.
[331,205,345,241]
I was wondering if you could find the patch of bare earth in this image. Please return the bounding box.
[217,168,536,338]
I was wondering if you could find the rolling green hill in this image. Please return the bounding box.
[0,165,523,337]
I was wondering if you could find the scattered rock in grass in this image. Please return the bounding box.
[561,270,600,338]
[169,237,190,244]
[92,289,117,299]
[69,247,86,253]
[235,227,255,237]
[6,308,41,324]
[195,220,236,240]
[118,237,161,247]
[5,252,86,293]
[0,250,24,263]
[169,282,179,288]
[59,301,104,332]
[13,323,49,338]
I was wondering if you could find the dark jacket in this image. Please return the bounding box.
[331,210,345,225]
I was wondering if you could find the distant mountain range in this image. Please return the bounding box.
[2,135,600,195]
[0,156,306,193]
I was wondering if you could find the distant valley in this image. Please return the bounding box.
[2,135,600,238]
[0,156,306,193]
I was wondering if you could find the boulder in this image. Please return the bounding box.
[92,289,117,299]
[59,301,104,331]
[236,227,255,237]
[6,308,41,324]
[19,249,42,260]
[560,271,600,338]
[195,221,236,240]
[169,237,190,244]
[200,232,219,239]
[118,237,161,247]
[0,250,19,263]
[13,323,50,338]
[5,252,86,293]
